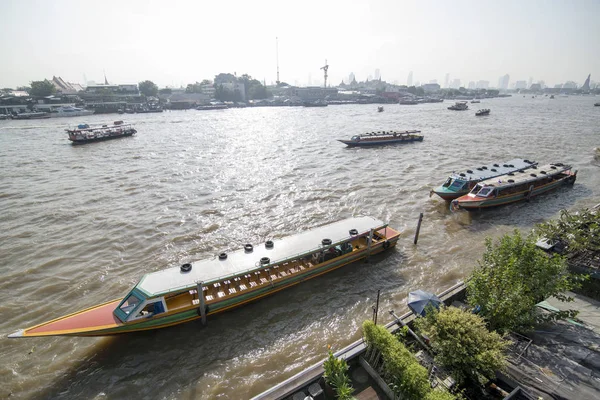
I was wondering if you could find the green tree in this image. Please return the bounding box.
[200,79,212,85]
[535,208,600,254]
[186,82,203,93]
[467,230,582,333]
[415,306,509,385]
[159,88,172,95]
[29,80,56,97]
[138,80,158,97]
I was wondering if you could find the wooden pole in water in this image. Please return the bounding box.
[414,213,424,245]
[374,289,381,324]
[197,281,207,326]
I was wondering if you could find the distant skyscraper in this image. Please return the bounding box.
[407,71,413,86]
[444,73,450,88]
[429,79,438,84]
[468,81,475,89]
[528,77,533,88]
[374,69,381,80]
[450,79,461,89]
[476,80,489,89]
[515,81,527,89]
[497,74,510,90]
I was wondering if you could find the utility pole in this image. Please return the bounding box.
[320,60,329,88]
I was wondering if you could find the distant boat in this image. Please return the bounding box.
[338,130,424,147]
[470,100,481,103]
[303,100,328,107]
[66,121,136,145]
[448,101,468,111]
[377,106,384,112]
[399,99,419,105]
[550,95,555,99]
[11,111,50,120]
[594,102,600,107]
[475,109,490,116]
[49,106,94,118]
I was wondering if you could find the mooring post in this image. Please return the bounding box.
[414,212,424,245]
[197,281,207,326]
[374,289,381,324]
[366,228,374,261]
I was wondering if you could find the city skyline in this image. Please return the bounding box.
[1,0,599,89]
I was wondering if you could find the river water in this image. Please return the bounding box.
[1,96,599,399]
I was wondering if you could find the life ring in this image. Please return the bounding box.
[219,253,227,260]
[260,257,270,265]
[180,263,192,272]
[383,241,390,249]
[244,244,253,252]
[265,240,274,249]
[322,238,332,246]
[349,229,358,236]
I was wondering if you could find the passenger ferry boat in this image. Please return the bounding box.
[66,121,136,144]
[450,163,576,211]
[448,101,468,111]
[9,217,400,338]
[339,130,423,147]
[431,158,537,201]
[475,109,490,116]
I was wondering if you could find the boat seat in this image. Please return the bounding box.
[260,277,268,284]
[239,284,248,291]
[270,274,278,281]
[205,295,214,301]
[229,288,237,294]
[249,281,257,288]
[217,291,226,298]
[280,271,288,277]
[213,282,221,288]
[189,289,197,295]
[192,299,200,305]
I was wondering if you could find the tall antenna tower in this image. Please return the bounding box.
[320,59,329,88]
[276,37,280,86]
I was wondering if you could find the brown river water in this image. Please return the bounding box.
[1,96,599,399]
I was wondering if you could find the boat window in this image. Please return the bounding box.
[118,293,143,316]
[476,187,494,197]
[470,184,483,194]
[442,178,452,187]
[134,299,165,319]
[450,180,466,190]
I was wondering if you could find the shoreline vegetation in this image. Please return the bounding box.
[315,207,597,400]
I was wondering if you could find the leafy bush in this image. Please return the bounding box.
[414,306,509,385]
[363,321,451,400]
[323,349,353,400]
[467,230,582,333]
[535,208,600,254]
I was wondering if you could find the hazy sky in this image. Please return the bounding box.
[1,0,598,88]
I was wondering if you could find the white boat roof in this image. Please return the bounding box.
[449,158,536,182]
[136,216,387,297]
[477,163,571,189]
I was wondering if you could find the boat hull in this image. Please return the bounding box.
[10,229,399,337]
[69,130,136,145]
[452,172,576,210]
[339,137,423,147]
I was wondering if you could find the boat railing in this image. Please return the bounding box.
[157,224,390,294]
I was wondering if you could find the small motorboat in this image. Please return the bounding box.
[470,100,481,103]
[594,102,600,107]
[448,101,468,111]
[377,106,384,112]
[475,109,490,116]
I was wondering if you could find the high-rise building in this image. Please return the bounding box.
[497,74,510,90]
[468,81,475,89]
[515,81,527,90]
[444,73,450,88]
[450,79,461,89]
[374,69,381,80]
[528,77,533,88]
[476,80,489,89]
[407,71,413,86]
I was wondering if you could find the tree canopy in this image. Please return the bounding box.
[467,230,582,333]
[414,306,509,385]
[29,80,56,97]
[138,80,158,97]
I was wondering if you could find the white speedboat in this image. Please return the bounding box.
[49,106,94,118]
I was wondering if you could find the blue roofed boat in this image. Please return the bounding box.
[430,158,537,201]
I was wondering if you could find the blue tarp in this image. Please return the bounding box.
[407,289,442,316]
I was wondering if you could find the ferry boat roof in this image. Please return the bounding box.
[474,163,571,190]
[136,216,387,297]
[449,158,536,182]
[357,130,421,138]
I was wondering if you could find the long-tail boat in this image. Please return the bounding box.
[430,158,537,201]
[450,163,576,211]
[9,216,400,338]
[338,130,423,147]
